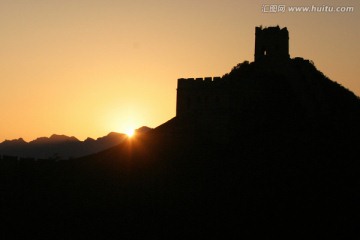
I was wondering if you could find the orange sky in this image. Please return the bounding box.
[0,0,359,142]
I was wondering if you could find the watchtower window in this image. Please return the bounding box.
[261,47,267,56]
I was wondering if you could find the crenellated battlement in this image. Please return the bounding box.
[176,76,229,117]
[177,77,222,89]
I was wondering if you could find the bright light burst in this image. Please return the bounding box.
[125,128,135,138]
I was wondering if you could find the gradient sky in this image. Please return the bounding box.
[0,0,359,142]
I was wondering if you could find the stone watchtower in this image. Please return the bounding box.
[254,26,290,62]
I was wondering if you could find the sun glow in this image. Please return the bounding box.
[125,128,135,138]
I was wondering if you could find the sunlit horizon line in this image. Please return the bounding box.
[0,127,145,143]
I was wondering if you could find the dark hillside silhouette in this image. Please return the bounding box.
[2,26,360,238]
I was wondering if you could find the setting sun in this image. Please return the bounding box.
[125,128,135,138]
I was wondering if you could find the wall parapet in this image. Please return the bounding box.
[177,76,222,89]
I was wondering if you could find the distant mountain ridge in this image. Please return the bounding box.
[30,134,79,144]
[0,127,152,159]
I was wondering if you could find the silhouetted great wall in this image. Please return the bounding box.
[176,26,290,118]
[173,25,360,145]
[2,26,360,238]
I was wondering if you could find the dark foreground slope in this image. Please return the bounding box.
[2,59,360,238]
